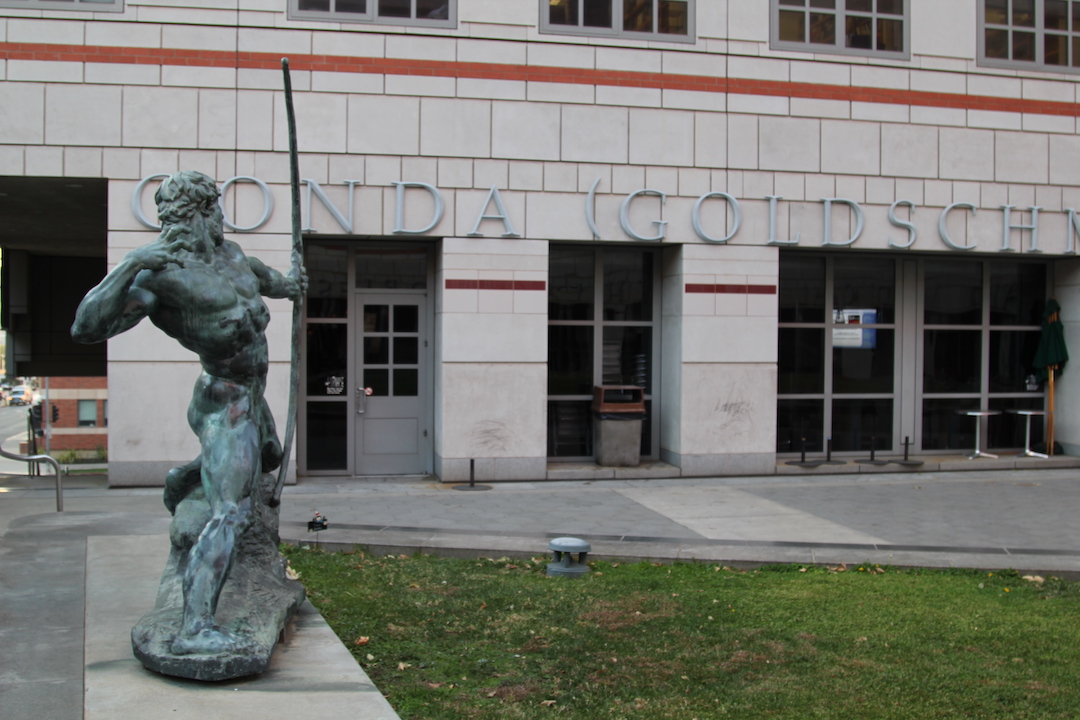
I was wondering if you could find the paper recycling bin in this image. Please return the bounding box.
[592,385,645,467]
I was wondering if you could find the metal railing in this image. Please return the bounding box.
[0,446,63,511]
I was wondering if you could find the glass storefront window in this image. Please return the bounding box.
[307,403,347,470]
[923,329,981,393]
[306,245,348,318]
[604,249,653,321]
[833,329,894,394]
[549,249,595,320]
[547,246,658,459]
[779,328,825,394]
[832,398,893,452]
[777,399,825,453]
[990,263,1046,326]
[833,256,895,323]
[779,254,825,322]
[925,260,982,325]
[778,254,1048,456]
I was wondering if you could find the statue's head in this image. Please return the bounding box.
[155,171,224,242]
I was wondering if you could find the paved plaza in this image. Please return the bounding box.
[3,466,1080,719]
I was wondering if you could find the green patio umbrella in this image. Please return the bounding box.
[1033,298,1069,455]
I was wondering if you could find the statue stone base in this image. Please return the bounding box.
[131,472,305,681]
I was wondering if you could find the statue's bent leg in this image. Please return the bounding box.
[257,396,282,473]
[164,455,202,514]
[171,404,260,656]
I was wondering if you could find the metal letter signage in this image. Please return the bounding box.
[129,174,1080,255]
[692,192,741,244]
[821,198,864,247]
[938,202,978,251]
[467,186,521,237]
[766,195,799,246]
[219,176,275,232]
[302,178,360,234]
[620,189,668,241]
[1000,205,1043,253]
[392,181,445,235]
[887,200,918,249]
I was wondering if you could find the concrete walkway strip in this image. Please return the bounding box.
[83,534,400,720]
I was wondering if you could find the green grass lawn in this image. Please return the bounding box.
[283,546,1080,720]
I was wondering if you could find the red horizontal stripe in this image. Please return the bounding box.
[445,279,547,291]
[1,41,1078,118]
[686,283,777,295]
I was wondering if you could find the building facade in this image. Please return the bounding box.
[3,0,1080,485]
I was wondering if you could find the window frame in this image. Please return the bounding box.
[288,0,457,28]
[0,0,123,12]
[978,0,1080,74]
[539,0,696,44]
[77,399,98,428]
[769,0,911,60]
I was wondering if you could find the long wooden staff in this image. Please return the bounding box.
[272,57,304,506]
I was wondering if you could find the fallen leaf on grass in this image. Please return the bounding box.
[427,682,443,689]
[480,602,488,610]
[398,662,412,670]
[540,700,557,707]
[285,566,300,579]
[354,636,370,646]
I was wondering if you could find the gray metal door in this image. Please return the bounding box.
[354,293,429,474]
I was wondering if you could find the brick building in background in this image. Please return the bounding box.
[26,377,108,458]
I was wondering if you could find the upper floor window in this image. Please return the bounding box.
[289,0,456,27]
[0,0,121,11]
[980,0,1080,72]
[540,0,694,43]
[770,0,909,59]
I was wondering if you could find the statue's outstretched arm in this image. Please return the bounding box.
[71,225,187,343]
[248,255,306,301]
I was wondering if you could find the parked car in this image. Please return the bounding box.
[8,386,30,406]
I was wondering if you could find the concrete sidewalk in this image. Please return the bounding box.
[2,466,1080,719]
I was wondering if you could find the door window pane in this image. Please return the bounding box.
[394,337,419,365]
[833,329,894,394]
[548,326,594,395]
[394,305,419,332]
[307,325,348,395]
[924,330,981,393]
[365,369,389,396]
[307,403,347,470]
[393,369,419,396]
[832,398,892,452]
[364,305,389,333]
[779,328,825,394]
[549,248,595,320]
[364,337,389,365]
[925,261,982,324]
[603,249,653,321]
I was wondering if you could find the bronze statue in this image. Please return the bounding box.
[72,170,306,679]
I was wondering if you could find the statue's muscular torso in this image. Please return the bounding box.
[136,239,271,384]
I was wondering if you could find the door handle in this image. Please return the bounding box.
[356,386,373,414]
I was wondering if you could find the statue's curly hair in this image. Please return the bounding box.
[155,171,221,224]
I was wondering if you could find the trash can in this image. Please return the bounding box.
[592,385,645,467]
